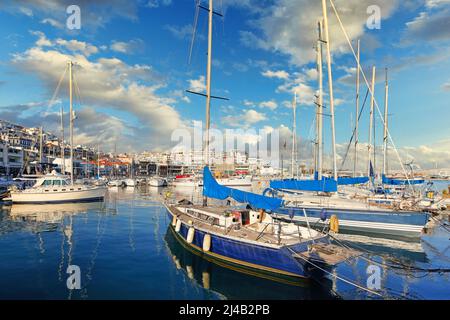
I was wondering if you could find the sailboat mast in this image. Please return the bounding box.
[367,66,376,178]
[321,0,338,180]
[317,20,324,180]
[382,68,389,176]
[204,0,213,167]
[60,104,65,174]
[39,126,43,167]
[354,39,360,177]
[68,61,74,185]
[97,144,100,179]
[291,92,297,178]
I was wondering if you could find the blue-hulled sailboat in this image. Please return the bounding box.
[164,167,330,284]
[164,0,332,284]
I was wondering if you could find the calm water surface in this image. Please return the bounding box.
[0,185,448,300]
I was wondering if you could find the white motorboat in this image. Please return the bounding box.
[170,174,200,187]
[148,177,167,187]
[9,172,106,204]
[216,175,252,187]
[107,180,125,187]
[124,178,136,187]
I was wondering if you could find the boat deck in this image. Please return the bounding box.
[168,205,318,246]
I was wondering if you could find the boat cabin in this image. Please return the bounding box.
[33,173,70,188]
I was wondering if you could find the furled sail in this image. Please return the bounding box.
[203,166,283,211]
[337,176,369,185]
[270,178,338,192]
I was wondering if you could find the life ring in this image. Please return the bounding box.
[329,215,339,233]
[202,234,211,252]
[187,227,195,244]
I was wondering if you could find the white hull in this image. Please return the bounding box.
[281,215,425,238]
[216,176,252,186]
[108,180,125,187]
[124,179,136,187]
[171,180,199,187]
[148,178,166,187]
[10,186,106,204]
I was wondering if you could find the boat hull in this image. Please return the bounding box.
[10,187,106,204]
[276,207,429,238]
[165,206,316,285]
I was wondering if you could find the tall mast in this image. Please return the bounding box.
[317,20,324,180]
[204,0,213,167]
[382,68,389,176]
[68,61,74,185]
[202,0,214,206]
[354,39,360,177]
[39,126,43,167]
[291,92,297,178]
[97,144,100,179]
[367,66,376,178]
[60,104,65,174]
[321,0,337,180]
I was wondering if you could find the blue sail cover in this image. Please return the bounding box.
[203,167,283,211]
[337,176,369,185]
[270,178,338,192]
[382,175,424,185]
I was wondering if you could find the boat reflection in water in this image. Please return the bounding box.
[8,201,104,222]
[164,227,335,300]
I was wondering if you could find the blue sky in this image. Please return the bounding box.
[0,0,450,169]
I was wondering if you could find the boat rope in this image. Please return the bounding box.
[430,215,450,233]
[284,246,384,297]
[328,0,413,186]
[338,87,370,172]
[46,64,67,113]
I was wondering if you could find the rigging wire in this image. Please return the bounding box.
[328,0,413,184]
[46,65,68,113]
[338,88,370,172]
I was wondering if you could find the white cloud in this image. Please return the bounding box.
[10,32,184,151]
[1,0,139,31]
[262,70,289,80]
[188,75,206,93]
[41,18,64,29]
[222,109,266,128]
[240,0,399,66]
[259,100,278,110]
[146,0,173,8]
[441,81,450,92]
[55,39,99,56]
[164,24,196,40]
[110,39,145,54]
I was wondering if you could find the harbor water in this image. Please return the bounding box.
[0,185,449,300]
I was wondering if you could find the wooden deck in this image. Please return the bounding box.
[169,205,312,246]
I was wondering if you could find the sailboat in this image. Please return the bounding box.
[10,61,107,204]
[266,2,432,238]
[165,167,329,283]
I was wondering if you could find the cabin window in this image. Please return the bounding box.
[43,180,53,186]
[53,180,61,186]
